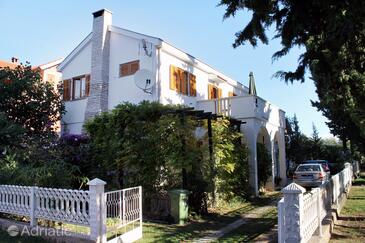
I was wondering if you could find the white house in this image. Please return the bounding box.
[58,9,287,194]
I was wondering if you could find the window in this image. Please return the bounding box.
[208,84,222,99]
[63,79,71,101]
[228,91,237,97]
[119,60,140,77]
[73,76,86,99]
[47,74,55,83]
[62,74,90,101]
[170,65,196,96]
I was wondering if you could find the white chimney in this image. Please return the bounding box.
[85,9,112,120]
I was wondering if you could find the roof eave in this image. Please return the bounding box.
[58,33,92,72]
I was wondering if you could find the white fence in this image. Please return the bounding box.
[0,178,142,243]
[278,163,354,243]
[105,186,142,243]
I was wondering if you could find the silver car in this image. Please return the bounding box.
[293,164,329,187]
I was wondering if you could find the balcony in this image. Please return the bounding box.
[196,95,285,128]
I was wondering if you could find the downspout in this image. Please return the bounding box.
[156,44,162,103]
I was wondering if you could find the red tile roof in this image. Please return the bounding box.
[0,60,19,69]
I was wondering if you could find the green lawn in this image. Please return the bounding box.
[138,193,280,242]
[138,202,255,242]
[330,182,365,243]
[217,208,277,242]
[330,219,365,243]
[341,186,365,217]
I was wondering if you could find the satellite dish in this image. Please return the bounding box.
[134,69,155,94]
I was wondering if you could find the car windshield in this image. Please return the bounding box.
[297,165,321,172]
[304,160,327,164]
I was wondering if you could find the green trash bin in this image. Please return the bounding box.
[168,189,189,225]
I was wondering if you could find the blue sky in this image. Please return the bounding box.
[0,0,332,137]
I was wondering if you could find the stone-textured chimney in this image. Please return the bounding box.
[11,57,19,63]
[85,9,112,120]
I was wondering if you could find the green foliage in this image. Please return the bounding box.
[285,114,348,171]
[0,112,24,152]
[285,115,311,163]
[0,64,78,189]
[256,143,271,187]
[212,118,250,200]
[0,135,80,188]
[310,124,323,159]
[220,0,365,154]
[84,102,195,192]
[0,64,64,136]
[84,101,250,214]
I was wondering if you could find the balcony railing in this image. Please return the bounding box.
[196,95,285,128]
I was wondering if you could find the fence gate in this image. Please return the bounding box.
[105,186,142,243]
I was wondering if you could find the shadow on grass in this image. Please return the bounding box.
[218,209,277,243]
[141,204,256,242]
[140,193,281,242]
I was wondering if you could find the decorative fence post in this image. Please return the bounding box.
[88,178,107,243]
[278,198,285,243]
[282,183,306,243]
[316,188,323,237]
[30,186,38,227]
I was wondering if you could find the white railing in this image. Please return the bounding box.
[278,164,354,243]
[105,186,142,243]
[196,95,286,128]
[0,178,142,243]
[0,185,90,226]
[34,187,90,226]
[0,185,32,217]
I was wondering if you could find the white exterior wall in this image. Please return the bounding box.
[62,42,92,80]
[159,49,246,108]
[61,42,92,134]
[108,31,158,109]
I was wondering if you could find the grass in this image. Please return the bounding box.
[341,186,365,217]
[0,192,279,242]
[330,174,365,243]
[138,201,255,242]
[330,219,365,243]
[218,208,277,243]
[137,192,280,242]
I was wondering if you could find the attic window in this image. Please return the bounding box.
[119,60,140,77]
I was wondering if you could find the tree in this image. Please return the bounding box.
[310,123,322,159]
[0,113,24,153]
[0,64,64,136]
[285,114,310,163]
[219,0,365,153]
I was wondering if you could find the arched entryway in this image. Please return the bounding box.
[273,132,281,187]
[256,126,272,191]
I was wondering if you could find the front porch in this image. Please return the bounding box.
[197,95,287,195]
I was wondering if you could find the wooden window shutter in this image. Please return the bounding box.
[130,61,139,74]
[218,88,222,98]
[85,75,91,96]
[229,91,236,97]
[170,65,178,91]
[189,74,196,97]
[120,64,129,77]
[208,84,213,99]
[180,70,188,95]
[63,79,71,101]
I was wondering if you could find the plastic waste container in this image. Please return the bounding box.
[168,189,189,225]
